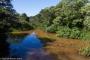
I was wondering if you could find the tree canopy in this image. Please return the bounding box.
[0,0,18,32]
[29,0,90,39]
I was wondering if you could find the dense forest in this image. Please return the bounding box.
[1,0,90,40]
[30,0,90,40]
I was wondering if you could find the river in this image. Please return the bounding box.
[6,32,53,60]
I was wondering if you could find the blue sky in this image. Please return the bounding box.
[12,0,59,16]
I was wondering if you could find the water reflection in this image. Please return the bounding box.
[9,32,44,59]
[21,32,43,48]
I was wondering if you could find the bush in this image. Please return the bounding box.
[56,27,84,39]
[46,25,57,33]
[69,28,82,39]
[79,47,90,57]
[81,31,90,40]
[56,27,71,38]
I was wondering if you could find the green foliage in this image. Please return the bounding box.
[0,0,18,32]
[53,16,62,25]
[29,7,55,29]
[0,0,17,57]
[69,28,83,39]
[81,3,90,30]
[56,27,85,39]
[0,0,33,32]
[12,13,33,31]
[84,16,90,30]
[29,0,90,40]
[79,47,90,56]
[46,24,57,33]
[81,31,90,40]
[80,3,90,16]
[56,27,71,38]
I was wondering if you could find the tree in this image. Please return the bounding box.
[20,13,29,22]
[55,0,88,28]
[0,0,17,57]
[30,7,55,29]
[30,0,89,39]
[15,13,33,31]
[81,3,90,30]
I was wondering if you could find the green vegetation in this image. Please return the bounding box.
[0,0,90,40]
[13,13,33,31]
[0,0,17,57]
[0,0,17,32]
[0,0,33,33]
[0,0,33,57]
[79,47,90,56]
[30,0,90,40]
[56,27,84,39]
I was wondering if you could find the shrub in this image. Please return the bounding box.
[56,27,84,39]
[69,28,81,39]
[81,31,90,40]
[79,47,90,57]
[56,27,71,38]
[46,25,57,33]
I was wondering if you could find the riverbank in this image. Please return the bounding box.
[11,29,90,60]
